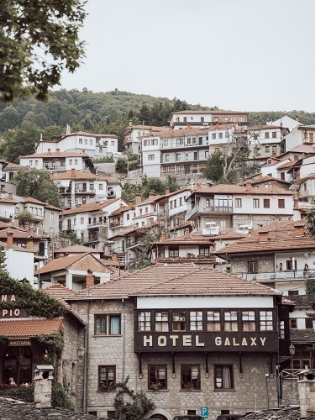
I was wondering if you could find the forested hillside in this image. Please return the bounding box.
[0,88,314,163]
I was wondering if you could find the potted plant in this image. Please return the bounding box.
[150,382,162,391]
[182,381,194,390]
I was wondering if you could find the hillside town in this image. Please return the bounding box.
[2,109,315,420]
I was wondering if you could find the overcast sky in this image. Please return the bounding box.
[60,0,315,112]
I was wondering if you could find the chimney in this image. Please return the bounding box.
[56,148,60,154]
[24,222,30,232]
[258,230,268,243]
[187,123,191,129]
[129,119,132,127]
[13,218,19,228]
[135,193,141,205]
[165,187,170,195]
[71,168,76,178]
[85,270,94,288]
[160,232,166,241]
[9,193,13,200]
[128,201,134,208]
[148,191,154,199]
[294,223,305,237]
[185,228,190,237]
[45,200,49,205]
[246,181,252,190]
[48,149,51,155]
[196,183,201,190]
[296,116,299,122]
[293,198,299,209]
[29,226,34,235]
[272,151,277,158]
[271,180,277,189]
[6,231,13,248]
[112,252,118,262]
[26,238,33,251]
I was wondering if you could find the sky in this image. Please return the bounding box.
[60,0,315,113]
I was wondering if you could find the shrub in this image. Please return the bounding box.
[0,384,34,402]
[52,383,75,410]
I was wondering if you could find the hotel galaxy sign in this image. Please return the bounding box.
[135,331,278,352]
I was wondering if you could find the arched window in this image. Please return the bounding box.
[3,346,32,385]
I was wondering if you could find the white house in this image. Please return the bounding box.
[285,125,315,151]
[168,110,248,129]
[0,239,35,285]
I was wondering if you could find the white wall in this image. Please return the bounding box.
[6,248,34,284]
[137,295,275,309]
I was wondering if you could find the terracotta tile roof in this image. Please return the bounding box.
[0,221,11,229]
[69,263,279,300]
[0,318,64,337]
[290,144,315,153]
[36,253,111,275]
[108,221,163,240]
[170,110,248,116]
[239,175,290,186]
[138,195,163,205]
[290,329,315,343]
[4,163,22,169]
[292,173,315,185]
[61,131,118,139]
[21,196,62,210]
[0,240,33,253]
[287,295,315,307]
[151,230,247,246]
[110,205,132,216]
[63,198,120,215]
[215,220,315,256]
[43,284,78,309]
[54,245,101,254]
[277,160,299,169]
[0,228,42,240]
[189,184,293,196]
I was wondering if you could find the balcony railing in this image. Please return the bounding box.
[186,205,233,220]
[233,270,314,282]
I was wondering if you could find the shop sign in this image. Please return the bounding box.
[8,340,31,346]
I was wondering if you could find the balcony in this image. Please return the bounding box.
[233,270,314,283]
[186,205,233,220]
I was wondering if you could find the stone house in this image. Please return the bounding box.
[64,263,293,420]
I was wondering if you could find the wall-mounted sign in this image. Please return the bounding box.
[135,331,278,352]
[0,295,29,318]
[8,340,31,346]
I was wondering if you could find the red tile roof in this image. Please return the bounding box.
[63,198,120,215]
[189,184,293,196]
[0,318,64,337]
[54,245,101,254]
[69,263,279,300]
[20,151,89,158]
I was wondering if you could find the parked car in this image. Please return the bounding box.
[216,415,243,420]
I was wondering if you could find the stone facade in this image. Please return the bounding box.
[233,214,292,230]
[70,298,280,420]
[231,255,274,275]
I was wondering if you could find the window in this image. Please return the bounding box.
[272,132,277,138]
[155,312,169,332]
[265,145,270,153]
[111,141,114,146]
[79,138,82,144]
[172,312,186,331]
[212,133,216,140]
[199,246,209,256]
[99,184,103,190]
[214,365,233,389]
[290,319,297,329]
[248,260,258,273]
[165,154,170,162]
[181,365,200,390]
[279,320,285,339]
[224,311,238,331]
[164,139,168,146]
[50,213,54,220]
[242,311,256,331]
[148,154,155,161]
[95,315,121,335]
[207,311,220,331]
[176,153,181,161]
[80,217,84,224]
[138,311,151,331]
[278,199,285,208]
[219,133,223,139]
[259,311,273,330]
[99,366,115,391]
[90,139,93,145]
[288,290,299,296]
[205,151,209,158]
[169,246,179,257]
[265,132,270,139]
[286,259,296,271]
[280,172,285,181]
[164,166,170,173]
[306,318,313,328]
[84,139,88,145]
[253,198,260,208]
[126,214,130,221]
[69,159,72,165]
[190,311,203,331]
[263,199,270,208]
[235,198,242,208]
[149,365,167,390]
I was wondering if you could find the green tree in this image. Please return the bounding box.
[0,106,21,130]
[6,120,40,163]
[0,246,7,272]
[1,0,86,102]
[116,158,128,173]
[18,211,34,228]
[114,377,155,420]
[14,168,61,207]
[202,151,225,183]
[136,226,162,269]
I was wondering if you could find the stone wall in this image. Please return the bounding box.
[233,214,292,230]
[281,378,299,407]
[70,298,279,420]
[231,254,274,274]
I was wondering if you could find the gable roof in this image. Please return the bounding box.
[0,318,64,337]
[63,198,120,215]
[188,184,293,196]
[68,263,279,300]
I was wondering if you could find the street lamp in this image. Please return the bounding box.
[289,344,295,357]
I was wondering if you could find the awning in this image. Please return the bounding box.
[0,318,64,337]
